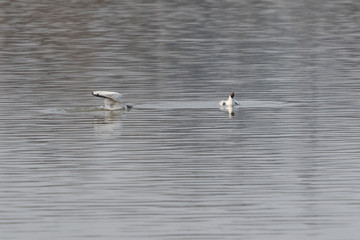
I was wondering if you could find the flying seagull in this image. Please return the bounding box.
[92,91,132,110]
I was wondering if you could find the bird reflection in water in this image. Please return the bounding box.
[93,110,123,136]
[220,105,235,118]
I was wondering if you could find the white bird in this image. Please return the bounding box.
[219,92,239,106]
[92,91,132,110]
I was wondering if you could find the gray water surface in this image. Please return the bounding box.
[1,1,360,239]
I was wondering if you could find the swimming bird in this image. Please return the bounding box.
[219,92,239,106]
[92,91,132,110]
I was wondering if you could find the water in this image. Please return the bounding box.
[1,0,360,239]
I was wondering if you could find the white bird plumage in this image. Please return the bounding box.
[92,91,132,110]
[219,92,239,106]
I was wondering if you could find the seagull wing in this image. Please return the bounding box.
[92,91,123,102]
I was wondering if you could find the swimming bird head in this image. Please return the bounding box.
[229,92,235,98]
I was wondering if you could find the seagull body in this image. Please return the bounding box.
[92,91,132,110]
[219,92,239,106]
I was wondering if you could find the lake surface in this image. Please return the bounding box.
[1,0,360,239]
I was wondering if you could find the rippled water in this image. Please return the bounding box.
[1,1,360,239]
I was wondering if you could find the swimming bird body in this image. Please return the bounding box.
[92,91,132,110]
[219,92,239,106]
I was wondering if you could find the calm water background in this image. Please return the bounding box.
[1,0,360,239]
